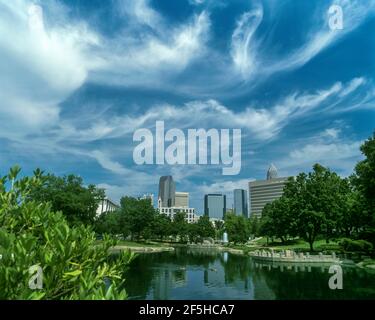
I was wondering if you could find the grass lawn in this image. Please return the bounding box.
[266,239,341,252]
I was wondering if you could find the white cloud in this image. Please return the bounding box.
[94,11,211,86]
[339,77,366,97]
[275,0,375,73]
[50,77,367,147]
[230,0,375,80]
[230,6,263,77]
[323,128,341,139]
[116,0,163,30]
[0,0,99,137]
[90,150,129,176]
[196,179,252,195]
[289,142,360,163]
[189,0,206,5]
[0,0,212,141]
[278,127,364,177]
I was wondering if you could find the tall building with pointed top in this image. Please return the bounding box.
[158,176,175,207]
[249,164,291,218]
[267,163,278,180]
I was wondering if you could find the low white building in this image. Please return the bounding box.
[208,217,224,226]
[96,198,120,217]
[158,206,200,224]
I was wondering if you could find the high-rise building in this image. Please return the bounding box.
[158,176,175,207]
[249,164,290,217]
[175,192,189,208]
[233,189,248,218]
[204,194,226,220]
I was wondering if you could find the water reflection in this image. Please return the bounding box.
[122,247,375,300]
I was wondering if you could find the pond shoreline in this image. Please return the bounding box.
[110,245,175,253]
[108,241,375,268]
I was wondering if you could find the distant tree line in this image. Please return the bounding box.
[95,196,217,244]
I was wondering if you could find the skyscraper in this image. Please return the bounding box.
[249,164,291,217]
[233,189,248,218]
[204,194,226,220]
[158,176,175,207]
[267,163,278,180]
[175,192,189,207]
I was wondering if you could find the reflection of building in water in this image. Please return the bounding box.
[203,263,223,287]
[152,264,187,300]
[252,277,276,300]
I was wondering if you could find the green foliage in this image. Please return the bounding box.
[28,173,104,226]
[151,213,172,240]
[352,132,375,210]
[188,215,215,243]
[196,215,215,238]
[260,163,354,251]
[188,223,202,244]
[0,167,134,300]
[248,216,260,238]
[224,213,249,244]
[213,219,225,240]
[351,132,375,244]
[120,197,157,240]
[260,197,294,243]
[95,210,126,237]
[339,238,374,253]
[171,211,189,243]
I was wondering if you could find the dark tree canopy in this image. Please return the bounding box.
[28,173,105,226]
[120,196,157,240]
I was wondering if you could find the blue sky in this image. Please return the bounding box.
[0,0,374,213]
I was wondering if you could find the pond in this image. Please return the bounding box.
[121,247,375,300]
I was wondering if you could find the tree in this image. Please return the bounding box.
[352,132,375,209]
[95,210,126,237]
[248,216,260,238]
[196,215,215,239]
[28,173,104,226]
[259,197,294,243]
[151,214,172,241]
[188,223,202,244]
[351,132,375,244]
[214,219,225,240]
[120,197,156,241]
[281,164,349,250]
[224,213,249,244]
[171,211,189,243]
[0,166,133,299]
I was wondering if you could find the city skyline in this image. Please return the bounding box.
[0,0,374,214]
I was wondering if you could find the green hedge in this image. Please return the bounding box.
[339,238,374,253]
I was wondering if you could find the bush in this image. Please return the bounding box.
[339,238,374,253]
[0,166,134,300]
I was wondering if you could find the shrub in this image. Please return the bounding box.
[339,238,374,253]
[0,166,134,300]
